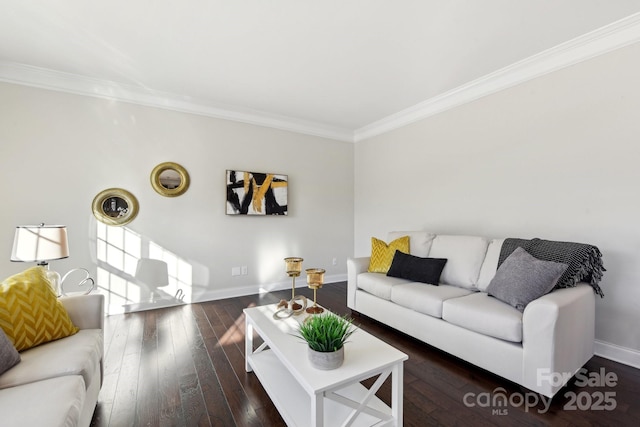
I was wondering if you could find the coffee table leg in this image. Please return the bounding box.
[311,392,324,426]
[392,362,403,425]
[245,320,253,372]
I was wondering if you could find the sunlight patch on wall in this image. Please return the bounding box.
[95,222,193,315]
[149,241,193,303]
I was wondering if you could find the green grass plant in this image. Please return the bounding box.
[296,313,355,352]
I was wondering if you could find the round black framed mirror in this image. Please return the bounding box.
[92,188,139,226]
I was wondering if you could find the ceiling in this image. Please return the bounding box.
[1,1,640,141]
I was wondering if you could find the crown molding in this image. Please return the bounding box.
[2,12,640,144]
[354,12,640,142]
[0,61,354,143]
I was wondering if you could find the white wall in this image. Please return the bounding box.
[0,82,353,311]
[354,43,640,358]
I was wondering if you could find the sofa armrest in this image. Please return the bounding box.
[60,294,105,330]
[347,257,370,309]
[522,284,595,397]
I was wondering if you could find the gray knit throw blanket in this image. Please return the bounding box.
[498,238,605,297]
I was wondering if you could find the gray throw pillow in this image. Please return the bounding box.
[487,247,568,311]
[0,327,20,375]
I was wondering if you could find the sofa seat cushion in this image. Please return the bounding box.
[356,272,411,300]
[391,283,474,318]
[442,292,523,343]
[0,375,85,427]
[0,329,102,391]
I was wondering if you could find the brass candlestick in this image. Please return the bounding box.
[305,268,325,314]
[284,257,305,312]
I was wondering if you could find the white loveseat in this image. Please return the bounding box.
[0,293,104,426]
[347,231,596,397]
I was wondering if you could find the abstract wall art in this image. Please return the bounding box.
[226,170,288,215]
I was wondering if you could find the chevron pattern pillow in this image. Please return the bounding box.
[0,266,79,351]
[368,236,410,273]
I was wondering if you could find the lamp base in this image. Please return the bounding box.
[40,263,61,296]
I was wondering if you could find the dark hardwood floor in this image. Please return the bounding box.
[90,282,640,426]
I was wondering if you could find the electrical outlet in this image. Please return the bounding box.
[232,267,241,276]
[241,266,248,275]
[332,257,337,266]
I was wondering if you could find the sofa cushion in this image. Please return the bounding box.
[476,238,505,291]
[391,283,474,318]
[428,235,489,289]
[356,272,411,301]
[387,231,436,257]
[0,328,20,375]
[0,375,85,427]
[442,292,523,343]
[368,236,410,273]
[487,247,568,311]
[0,329,103,391]
[0,267,79,351]
[387,251,447,285]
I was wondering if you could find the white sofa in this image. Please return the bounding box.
[347,231,596,398]
[0,294,104,427]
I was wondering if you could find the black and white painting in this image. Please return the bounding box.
[226,170,288,215]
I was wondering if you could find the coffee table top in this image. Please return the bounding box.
[244,304,408,394]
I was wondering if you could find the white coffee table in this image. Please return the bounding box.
[244,304,408,426]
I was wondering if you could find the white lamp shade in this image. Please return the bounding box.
[135,258,169,288]
[11,225,69,263]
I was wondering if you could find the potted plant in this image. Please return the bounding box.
[296,313,355,370]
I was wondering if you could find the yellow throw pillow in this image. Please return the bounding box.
[0,266,79,351]
[368,236,410,273]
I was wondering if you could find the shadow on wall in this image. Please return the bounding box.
[91,221,208,315]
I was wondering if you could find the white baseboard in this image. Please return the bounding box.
[191,274,347,305]
[595,340,640,369]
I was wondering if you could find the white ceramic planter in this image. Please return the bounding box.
[308,346,344,370]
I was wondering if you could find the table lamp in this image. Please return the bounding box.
[10,224,69,295]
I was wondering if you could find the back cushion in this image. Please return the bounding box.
[387,231,436,258]
[428,235,490,289]
[477,238,506,291]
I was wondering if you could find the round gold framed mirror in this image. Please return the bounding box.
[151,162,190,197]
[92,188,139,226]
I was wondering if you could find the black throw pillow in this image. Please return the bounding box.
[386,251,447,285]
